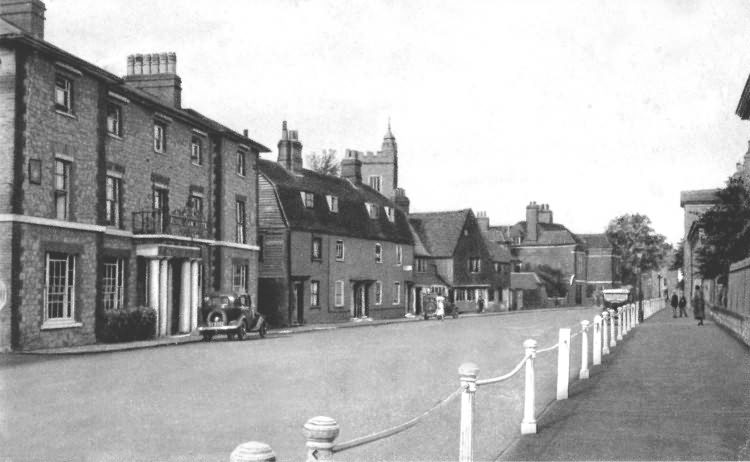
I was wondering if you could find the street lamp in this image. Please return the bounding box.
[635,249,644,322]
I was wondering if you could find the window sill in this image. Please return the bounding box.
[191,162,203,167]
[41,320,83,330]
[153,149,167,155]
[107,133,123,141]
[236,173,246,178]
[55,110,77,119]
[310,305,321,310]
[336,258,345,262]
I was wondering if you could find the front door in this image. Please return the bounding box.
[294,282,304,325]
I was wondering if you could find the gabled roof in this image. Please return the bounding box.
[486,240,512,263]
[409,209,471,258]
[511,272,543,290]
[679,189,720,207]
[578,233,612,250]
[414,271,449,288]
[510,221,582,247]
[257,159,413,244]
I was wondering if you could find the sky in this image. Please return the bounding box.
[43,0,750,244]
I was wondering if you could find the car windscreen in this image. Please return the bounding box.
[207,296,230,307]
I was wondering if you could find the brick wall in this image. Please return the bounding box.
[0,46,17,214]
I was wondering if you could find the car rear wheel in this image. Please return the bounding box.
[202,333,213,342]
[237,322,246,340]
[259,323,267,338]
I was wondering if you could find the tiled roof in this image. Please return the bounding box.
[258,159,413,244]
[486,240,512,262]
[409,209,471,257]
[511,272,543,290]
[510,221,582,246]
[414,271,449,287]
[578,233,612,250]
[679,189,720,207]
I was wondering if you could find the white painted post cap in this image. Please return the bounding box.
[230,441,276,462]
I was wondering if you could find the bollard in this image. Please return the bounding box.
[556,328,571,400]
[601,311,610,355]
[593,315,602,366]
[608,309,616,348]
[636,302,641,325]
[579,320,590,379]
[303,416,340,462]
[625,305,631,334]
[622,305,629,335]
[521,339,538,435]
[616,307,623,341]
[231,441,276,462]
[459,363,479,462]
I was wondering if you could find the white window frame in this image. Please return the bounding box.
[301,191,315,209]
[44,252,76,327]
[369,175,382,192]
[326,195,339,213]
[336,240,345,261]
[106,103,121,136]
[393,281,401,305]
[375,281,382,305]
[236,150,247,176]
[375,243,382,263]
[385,206,394,222]
[310,280,320,307]
[232,263,248,293]
[153,122,167,153]
[416,258,427,273]
[191,136,203,166]
[469,257,481,273]
[367,203,379,219]
[396,245,403,266]
[54,159,71,221]
[312,237,322,260]
[105,175,121,227]
[103,257,125,311]
[236,200,246,244]
[55,75,73,113]
[335,280,345,307]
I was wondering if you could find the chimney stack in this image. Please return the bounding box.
[124,52,182,108]
[526,201,539,242]
[476,211,490,235]
[394,187,410,215]
[0,0,45,39]
[277,121,303,171]
[538,203,553,224]
[341,149,363,184]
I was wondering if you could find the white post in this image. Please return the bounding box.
[616,307,623,341]
[635,302,641,325]
[459,363,479,462]
[579,320,590,379]
[521,339,538,434]
[608,309,616,348]
[191,260,200,331]
[149,259,160,335]
[303,416,339,462]
[556,328,571,400]
[593,315,602,366]
[601,311,610,355]
[159,258,169,337]
[624,305,630,335]
[179,261,191,334]
[231,441,276,462]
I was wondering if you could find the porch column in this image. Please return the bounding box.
[149,259,160,330]
[191,260,200,331]
[179,260,191,333]
[159,258,169,336]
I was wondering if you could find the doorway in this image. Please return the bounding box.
[293,281,304,325]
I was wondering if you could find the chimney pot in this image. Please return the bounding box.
[243,129,248,137]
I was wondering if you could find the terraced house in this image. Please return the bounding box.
[0,1,268,351]
[257,123,414,325]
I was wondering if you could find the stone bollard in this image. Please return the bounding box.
[231,441,276,462]
[303,416,340,462]
[521,339,538,435]
[623,305,630,335]
[459,362,479,462]
[593,315,602,366]
[616,307,623,341]
[601,311,610,355]
[579,320,590,379]
[608,309,616,348]
[556,328,571,400]
[635,302,641,325]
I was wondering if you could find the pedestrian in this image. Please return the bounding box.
[435,295,445,321]
[692,286,705,326]
[670,292,679,318]
[477,296,485,314]
[678,292,688,318]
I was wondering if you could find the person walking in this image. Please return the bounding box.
[477,296,485,314]
[678,292,688,318]
[670,292,679,318]
[692,286,705,326]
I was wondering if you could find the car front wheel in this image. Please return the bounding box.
[259,323,267,338]
[237,322,246,340]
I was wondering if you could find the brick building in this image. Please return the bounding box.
[257,123,414,325]
[409,209,504,312]
[0,1,268,350]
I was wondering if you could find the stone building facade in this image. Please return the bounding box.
[0,2,268,350]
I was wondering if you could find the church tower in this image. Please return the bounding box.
[359,121,399,200]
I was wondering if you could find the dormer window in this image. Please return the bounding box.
[301,191,315,209]
[367,202,379,219]
[326,195,339,213]
[385,206,395,222]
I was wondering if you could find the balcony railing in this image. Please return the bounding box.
[132,208,208,239]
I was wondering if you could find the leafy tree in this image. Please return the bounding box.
[535,264,568,297]
[305,149,339,176]
[695,176,750,283]
[669,238,684,271]
[605,214,671,285]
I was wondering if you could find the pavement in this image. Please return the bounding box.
[498,308,750,461]
[10,307,578,355]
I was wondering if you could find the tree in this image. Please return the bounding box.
[669,238,684,271]
[605,214,671,286]
[305,149,339,176]
[695,176,750,283]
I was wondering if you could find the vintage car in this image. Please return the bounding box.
[197,293,267,341]
[602,287,632,310]
[422,293,459,320]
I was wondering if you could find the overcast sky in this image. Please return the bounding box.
[44,0,750,243]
